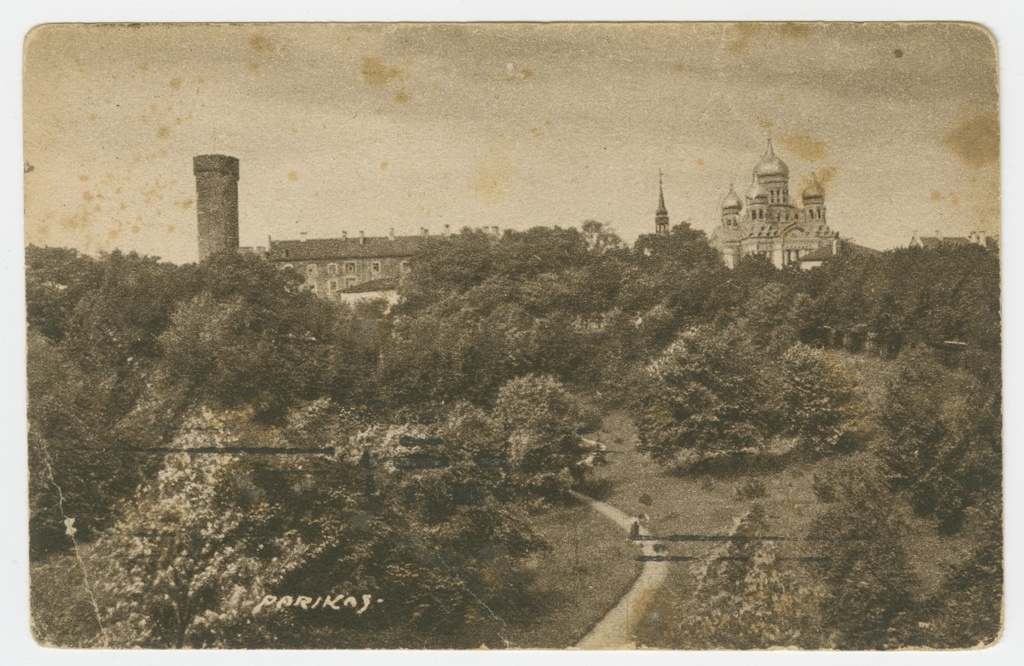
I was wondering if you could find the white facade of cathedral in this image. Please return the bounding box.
[710,140,839,269]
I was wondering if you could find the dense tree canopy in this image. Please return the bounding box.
[26,221,1001,648]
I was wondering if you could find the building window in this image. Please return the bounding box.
[345,277,356,288]
[401,260,410,273]
[282,263,293,270]
[328,263,338,275]
[307,264,317,276]
[371,261,381,273]
[308,283,317,293]
[329,279,338,293]
[345,262,356,274]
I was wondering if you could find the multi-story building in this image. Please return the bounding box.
[709,139,840,269]
[265,230,427,302]
[194,154,497,303]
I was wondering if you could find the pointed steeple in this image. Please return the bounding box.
[657,170,668,214]
[655,170,670,235]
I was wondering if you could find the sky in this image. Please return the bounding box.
[23,22,999,264]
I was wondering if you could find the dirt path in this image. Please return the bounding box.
[571,491,668,650]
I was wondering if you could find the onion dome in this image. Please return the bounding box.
[745,178,768,202]
[753,138,789,180]
[802,174,825,202]
[722,184,743,210]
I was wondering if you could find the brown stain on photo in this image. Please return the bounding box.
[729,23,809,54]
[361,56,407,88]
[288,170,300,182]
[169,78,182,91]
[394,88,411,105]
[779,133,829,161]
[777,23,810,39]
[797,166,837,197]
[380,161,389,171]
[943,112,999,168]
[250,34,275,54]
[728,24,762,54]
[931,190,943,201]
[471,138,517,207]
[156,126,171,140]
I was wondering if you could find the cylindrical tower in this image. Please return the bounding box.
[193,154,240,261]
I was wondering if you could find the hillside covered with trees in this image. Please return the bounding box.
[27,221,1001,649]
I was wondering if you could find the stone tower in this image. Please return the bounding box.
[193,154,240,261]
[655,170,670,235]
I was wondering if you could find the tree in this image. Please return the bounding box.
[921,496,1002,647]
[808,460,920,649]
[635,326,771,466]
[648,505,825,649]
[774,344,860,454]
[876,347,1001,533]
[493,375,599,502]
[27,331,159,555]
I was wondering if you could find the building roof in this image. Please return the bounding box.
[799,240,881,264]
[268,235,427,261]
[798,245,837,262]
[341,277,399,294]
[914,236,972,249]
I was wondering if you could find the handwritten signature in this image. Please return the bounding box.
[253,594,383,615]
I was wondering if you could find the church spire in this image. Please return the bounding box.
[655,170,670,235]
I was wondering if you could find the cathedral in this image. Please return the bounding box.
[705,139,840,269]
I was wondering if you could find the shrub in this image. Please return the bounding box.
[734,478,767,500]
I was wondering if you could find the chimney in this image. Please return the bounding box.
[832,237,838,255]
[444,224,451,237]
[421,227,429,236]
[359,230,366,245]
[193,154,240,261]
[342,230,348,240]
[389,227,395,241]
[492,226,499,236]
[300,231,307,242]
[935,229,943,240]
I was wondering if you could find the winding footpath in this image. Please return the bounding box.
[570,491,668,650]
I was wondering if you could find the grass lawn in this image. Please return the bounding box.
[582,407,976,647]
[503,498,643,648]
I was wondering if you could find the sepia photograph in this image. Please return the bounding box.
[21,20,1002,650]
